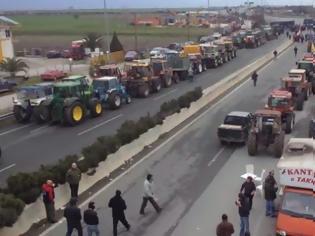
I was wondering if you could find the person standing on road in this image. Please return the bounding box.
[66,163,82,198]
[294,46,298,57]
[235,193,250,236]
[139,174,162,215]
[251,71,258,87]
[216,214,235,236]
[108,190,130,236]
[42,180,57,223]
[240,176,256,211]
[64,198,83,236]
[84,201,100,236]
[264,170,278,217]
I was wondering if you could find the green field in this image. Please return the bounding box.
[11,14,210,37]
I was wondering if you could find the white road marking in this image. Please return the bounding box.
[0,163,16,173]
[30,125,50,134]
[153,89,177,101]
[77,114,123,136]
[40,45,293,235]
[0,124,32,136]
[208,148,225,167]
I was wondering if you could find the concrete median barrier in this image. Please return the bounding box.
[0,39,293,236]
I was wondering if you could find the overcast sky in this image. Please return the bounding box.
[1,0,314,10]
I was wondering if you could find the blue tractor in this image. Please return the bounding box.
[92,76,131,109]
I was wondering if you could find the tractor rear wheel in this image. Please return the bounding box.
[274,132,284,158]
[296,94,304,111]
[33,104,51,123]
[65,101,85,126]
[90,99,103,117]
[13,105,32,123]
[164,76,172,87]
[138,84,150,98]
[247,133,257,156]
[285,114,294,134]
[108,93,121,109]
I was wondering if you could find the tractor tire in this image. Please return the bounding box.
[108,92,121,109]
[89,99,103,117]
[152,79,162,92]
[64,101,85,126]
[285,114,294,134]
[312,80,315,94]
[126,95,131,104]
[247,133,257,156]
[274,132,284,158]
[181,71,188,80]
[138,84,150,98]
[13,105,32,123]
[173,73,180,84]
[33,104,51,123]
[164,76,172,87]
[296,94,304,111]
[213,60,218,68]
[308,121,314,138]
[304,90,308,101]
[198,64,203,73]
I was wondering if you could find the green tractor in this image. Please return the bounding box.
[35,80,103,126]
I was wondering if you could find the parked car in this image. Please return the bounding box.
[0,78,17,93]
[124,50,141,61]
[46,50,62,59]
[40,70,67,81]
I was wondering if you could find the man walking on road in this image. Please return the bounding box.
[216,214,235,236]
[264,170,278,217]
[236,193,250,236]
[139,174,162,215]
[108,190,130,236]
[240,176,256,211]
[64,198,83,236]
[84,201,100,236]
[66,163,82,198]
[251,71,258,87]
[42,180,57,223]
[294,46,298,57]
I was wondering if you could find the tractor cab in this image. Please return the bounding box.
[125,61,152,80]
[296,60,314,82]
[62,75,90,89]
[267,90,293,112]
[96,64,123,80]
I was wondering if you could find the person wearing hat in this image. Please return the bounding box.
[84,201,99,236]
[263,170,278,217]
[240,176,256,211]
[64,197,82,236]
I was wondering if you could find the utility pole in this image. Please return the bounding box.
[103,0,110,61]
[134,13,138,50]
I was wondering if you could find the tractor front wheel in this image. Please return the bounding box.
[33,104,51,123]
[65,101,85,126]
[285,114,294,134]
[274,132,284,158]
[13,105,32,123]
[138,84,150,98]
[296,94,304,111]
[108,93,121,109]
[152,79,162,93]
[90,99,103,117]
[164,76,172,87]
[247,133,257,156]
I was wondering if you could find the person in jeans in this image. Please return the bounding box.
[236,193,250,236]
[240,176,256,210]
[264,171,278,217]
[66,163,82,198]
[64,198,82,236]
[139,174,161,215]
[216,214,234,236]
[84,201,99,236]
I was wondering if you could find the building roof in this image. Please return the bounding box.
[0,16,18,26]
[227,111,251,117]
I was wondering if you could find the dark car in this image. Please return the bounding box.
[124,50,141,61]
[0,78,17,93]
[217,111,252,144]
[46,50,62,59]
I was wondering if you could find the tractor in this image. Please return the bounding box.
[13,83,53,123]
[92,76,131,109]
[35,80,102,126]
[296,60,315,93]
[247,110,285,158]
[92,64,124,80]
[222,38,237,60]
[265,89,295,134]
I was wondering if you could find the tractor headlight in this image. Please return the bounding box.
[276,230,286,236]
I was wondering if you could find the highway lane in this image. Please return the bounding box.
[41,41,307,236]
[0,36,289,184]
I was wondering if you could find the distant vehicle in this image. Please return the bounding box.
[217,111,252,145]
[199,36,214,43]
[167,43,183,51]
[149,47,169,58]
[70,40,85,60]
[124,50,141,61]
[61,49,71,58]
[0,78,17,93]
[40,70,67,81]
[46,50,62,59]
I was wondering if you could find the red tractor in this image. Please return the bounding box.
[265,89,295,134]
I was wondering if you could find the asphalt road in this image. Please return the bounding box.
[0,36,289,185]
[40,41,309,236]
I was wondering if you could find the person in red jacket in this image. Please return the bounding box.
[42,180,57,223]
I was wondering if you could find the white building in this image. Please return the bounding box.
[0,16,18,62]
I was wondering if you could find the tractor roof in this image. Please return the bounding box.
[227,111,251,117]
[282,75,302,82]
[125,60,150,67]
[18,85,42,91]
[94,76,117,81]
[289,69,306,74]
[54,81,80,87]
[298,60,313,64]
[62,75,86,81]
[99,64,118,70]
[255,109,281,117]
[36,82,54,87]
[270,89,292,98]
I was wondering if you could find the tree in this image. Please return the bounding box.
[0,58,29,78]
[110,32,124,52]
[83,32,102,52]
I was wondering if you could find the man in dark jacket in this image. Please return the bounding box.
[64,198,82,236]
[264,170,278,217]
[66,162,82,198]
[108,190,130,236]
[251,71,258,87]
[42,180,56,223]
[240,176,256,211]
[216,214,234,236]
[84,201,99,236]
[236,193,250,236]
